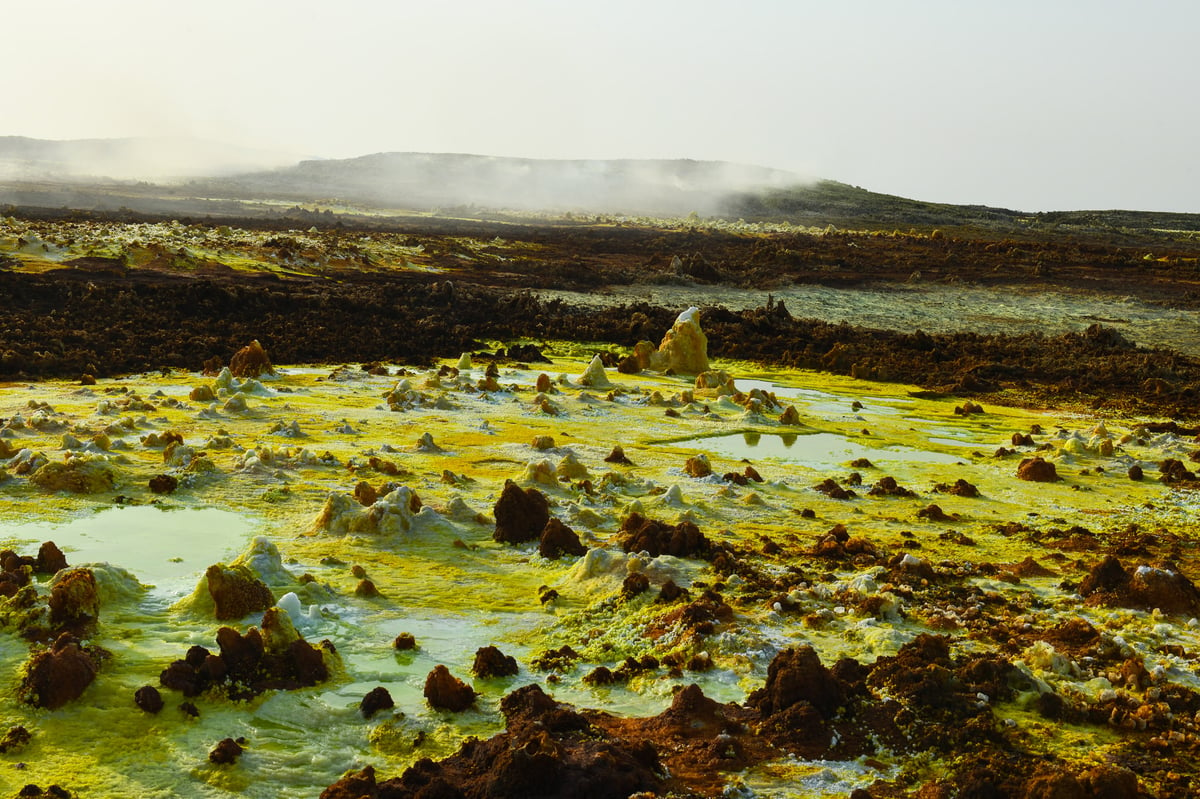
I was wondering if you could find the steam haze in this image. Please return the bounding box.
[2,0,1198,212]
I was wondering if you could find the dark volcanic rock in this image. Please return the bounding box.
[360,686,395,719]
[473,646,519,678]
[160,613,332,700]
[492,480,550,544]
[322,683,663,799]
[135,685,164,713]
[209,737,244,765]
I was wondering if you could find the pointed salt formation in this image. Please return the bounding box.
[649,307,709,375]
[456,353,473,371]
[579,354,612,388]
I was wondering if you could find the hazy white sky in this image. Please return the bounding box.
[4,1,1197,212]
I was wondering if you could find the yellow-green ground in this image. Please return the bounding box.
[1,348,1198,797]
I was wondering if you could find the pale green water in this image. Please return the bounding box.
[676,430,964,468]
[0,505,255,589]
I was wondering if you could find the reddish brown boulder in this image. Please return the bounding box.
[868,475,917,497]
[933,478,980,498]
[205,564,273,621]
[20,634,100,709]
[424,665,476,711]
[493,480,550,544]
[814,478,856,500]
[473,645,519,678]
[917,504,956,522]
[1017,457,1060,482]
[229,339,274,378]
[538,518,587,560]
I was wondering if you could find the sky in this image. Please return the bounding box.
[3,0,1198,212]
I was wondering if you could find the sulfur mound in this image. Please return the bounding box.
[644,307,710,375]
[229,339,274,378]
[310,485,441,536]
[29,457,116,494]
[48,568,100,629]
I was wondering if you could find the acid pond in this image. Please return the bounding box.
[0,350,1198,797]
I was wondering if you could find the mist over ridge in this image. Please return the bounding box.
[191,150,812,216]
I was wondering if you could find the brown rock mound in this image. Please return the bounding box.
[1017,456,1061,482]
[20,634,101,709]
[618,512,710,558]
[493,480,550,544]
[473,645,519,678]
[746,645,843,718]
[538,518,587,560]
[209,738,244,765]
[159,611,332,700]
[1079,555,1200,615]
[322,684,663,799]
[360,686,395,719]
[48,568,100,629]
[36,541,68,574]
[424,665,476,711]
[205,564,274,621]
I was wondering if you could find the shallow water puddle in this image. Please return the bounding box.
[0,505,256,588]
[673,430,964,469]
